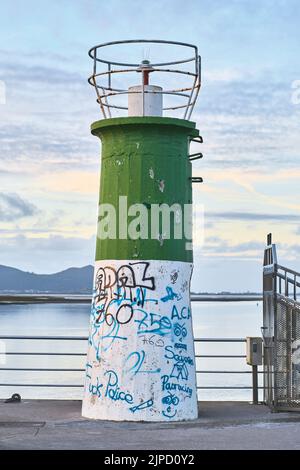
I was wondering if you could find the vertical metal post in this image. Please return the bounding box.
[252,365,258,404]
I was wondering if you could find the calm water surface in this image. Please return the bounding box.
[0,301,263,401]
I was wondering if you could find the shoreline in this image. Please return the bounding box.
[0,294,263,304]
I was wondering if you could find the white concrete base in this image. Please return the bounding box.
[82,259,198,421]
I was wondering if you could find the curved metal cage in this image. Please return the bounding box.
[88,39,201,120]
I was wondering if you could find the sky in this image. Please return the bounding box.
[0,0,300,292]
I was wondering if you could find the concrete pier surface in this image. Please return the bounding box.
[1,400,300,450]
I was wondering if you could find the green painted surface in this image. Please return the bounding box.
[92,116,199,262]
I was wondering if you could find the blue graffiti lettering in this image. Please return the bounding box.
[164,345,194,365]
[135,310,172,336]
[160,286,182,303]
[161,375,193,398]
[171,305,191,320]
[129,398,154,413]
[104,370,134,404]
[125,350,161,375]
[89,378,103,398]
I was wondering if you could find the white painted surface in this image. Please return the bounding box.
[82,259,198,421]
[128,85,163,116]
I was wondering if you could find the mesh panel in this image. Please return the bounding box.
[274,298,300,408]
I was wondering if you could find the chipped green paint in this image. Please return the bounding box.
[92,116,199,262]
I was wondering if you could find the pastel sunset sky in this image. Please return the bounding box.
[0,0,299,292]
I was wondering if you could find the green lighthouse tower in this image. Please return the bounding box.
[82,40,202,421]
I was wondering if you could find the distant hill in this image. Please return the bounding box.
[0,264,94,294]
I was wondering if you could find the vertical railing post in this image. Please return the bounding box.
[252,364,258,404]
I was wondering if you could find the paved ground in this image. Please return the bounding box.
[1,400,300,450]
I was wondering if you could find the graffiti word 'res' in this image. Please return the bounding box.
[104,369,133,404]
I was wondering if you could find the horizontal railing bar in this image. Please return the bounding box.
[2,353,248,358]
[196,370,263,374]
[4,352,86,356]
[195,355,246,358]
[0,384,263,390]
[0,368,261,374]
[196,386,264,390]
[277,264,300,279]
[0,384,83,387]
[0,368,84,372]
[194,338,246,342]
[0,336,246,342]
[0,335,88,340]
[0,335,266,398]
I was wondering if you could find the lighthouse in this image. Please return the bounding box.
[82,40,202,421]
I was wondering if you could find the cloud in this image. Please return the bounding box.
[206,211,300,223]
[0,193,38,221]
[203,236,264,254]
[0,56,85,87]
[0,233,95,273]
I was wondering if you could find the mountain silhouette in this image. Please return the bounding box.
[0,264,94,293]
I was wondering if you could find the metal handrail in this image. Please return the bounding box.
[0,336,261,393]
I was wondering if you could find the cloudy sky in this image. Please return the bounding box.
[0,0,299,292]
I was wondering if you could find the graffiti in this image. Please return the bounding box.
[165,345,193,380]
[173,322,187,341]
[170,270,179,284]
[165,345,193,365]
[89,309,127,355]
[170,361,189,380]
[95,262,155,297]
[135,310,172,336]
[86,362,92,380]
[161,286,182,303]
[82,259,197,421]
[162,392,179,419]
[162,391,179,406]
[125,350,161,375]
[161,375,193,398]
[171,305,191,320]
[139,335,164,347]
[93,262,156,326]
[89,378,103,398]
[129,398,154,413]
[104,370,134,404]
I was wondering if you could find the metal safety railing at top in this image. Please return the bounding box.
[88,39,201,120]
[0,336,262,401]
